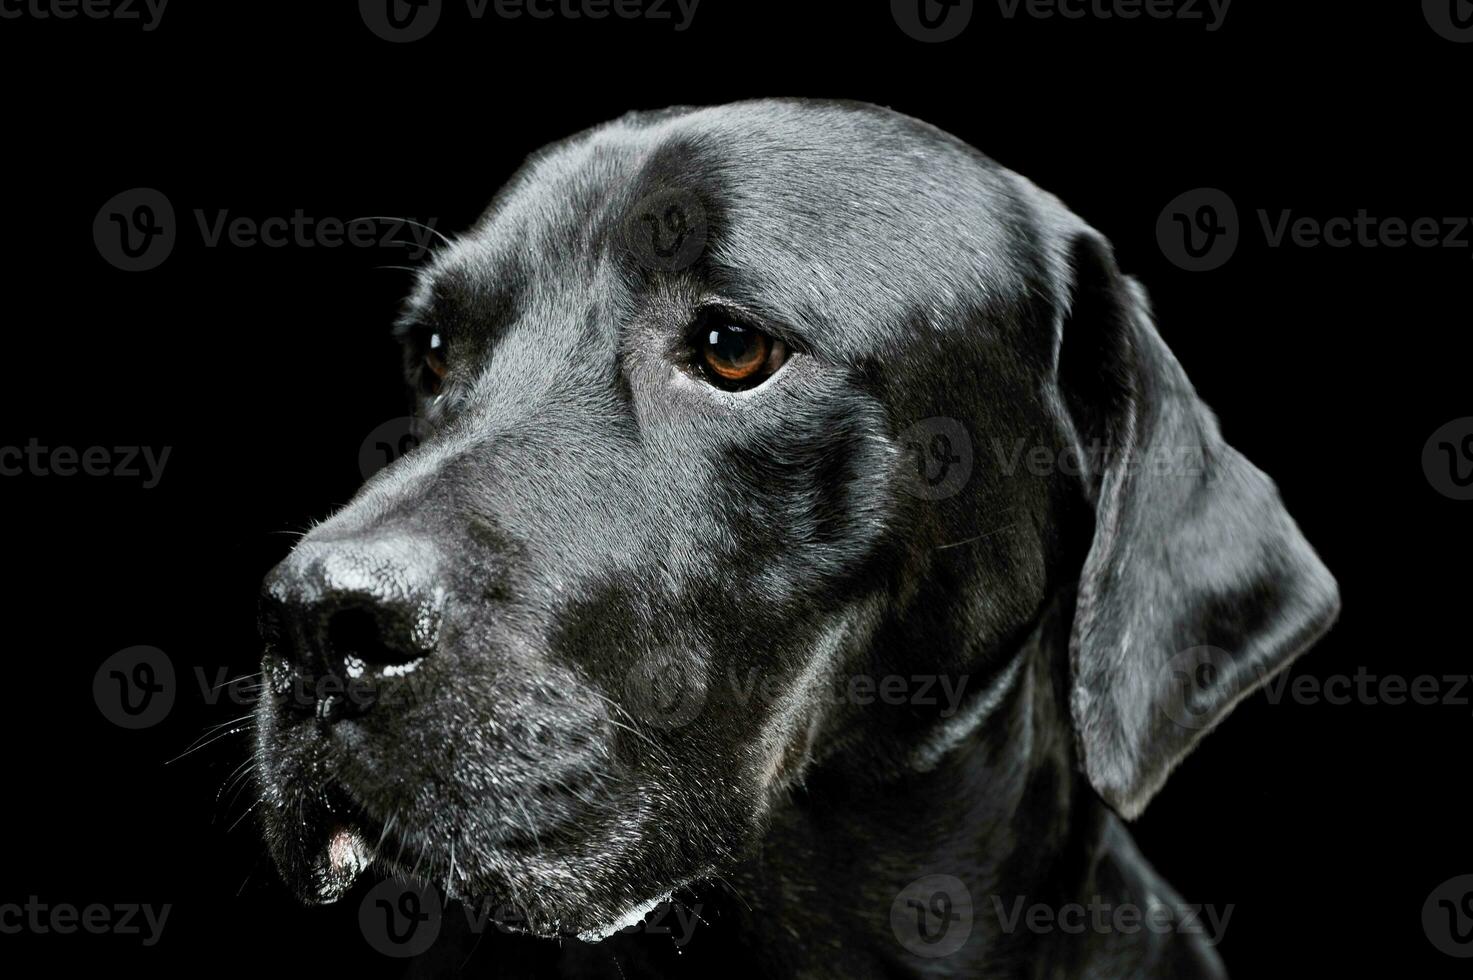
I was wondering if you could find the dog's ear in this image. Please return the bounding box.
[1053,230,1339,820]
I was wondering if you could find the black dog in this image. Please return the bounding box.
[254,99,1337,978]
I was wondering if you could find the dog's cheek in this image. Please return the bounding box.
[719,393,898,604]
[542,576,775,881]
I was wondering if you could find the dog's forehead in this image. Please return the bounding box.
[415,100,1046,360]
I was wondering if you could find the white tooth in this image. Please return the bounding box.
[310,826,372,904]
[329,827,372,875]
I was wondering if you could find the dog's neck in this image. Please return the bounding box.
[715,612,1222,979]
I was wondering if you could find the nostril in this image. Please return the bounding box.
[324,604,424,670]
[259,536,443,724]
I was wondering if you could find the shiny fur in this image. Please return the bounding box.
[254,99,1338,978]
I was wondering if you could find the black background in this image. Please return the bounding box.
[1,1,1468,975]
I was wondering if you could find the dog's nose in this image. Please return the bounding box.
[260,534,444,723]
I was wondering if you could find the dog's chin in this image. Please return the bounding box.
[259,783,701,941]
[261,800,538,907]
[276,827,683,942]
[257,798,390,906]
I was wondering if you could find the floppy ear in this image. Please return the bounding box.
[1054,231,1339,820]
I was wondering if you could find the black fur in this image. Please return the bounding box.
[254,99,1337,978]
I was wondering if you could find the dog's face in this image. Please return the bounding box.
[255,100,1336,938]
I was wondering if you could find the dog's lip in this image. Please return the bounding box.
[293,780,574,904]
[292,781,384,904]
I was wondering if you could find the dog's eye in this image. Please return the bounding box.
[421,332,448,396]
[697,317,787,390]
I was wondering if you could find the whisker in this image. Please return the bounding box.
[228,799,262,834]
[236,854,269,897]
[209,671,262,695]
[353,215,452,248]
[583,688,684,771]
[933,521,1019,551]
[216,757,257,804]
[710,871,754,913]
[377,810,400,854]
[167,715,256,765]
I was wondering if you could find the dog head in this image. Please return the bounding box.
[254,99,1337,936]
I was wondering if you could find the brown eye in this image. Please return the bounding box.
[422,332,448,395]
[700,319,786,389]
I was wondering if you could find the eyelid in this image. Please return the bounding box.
[693,296,808,354]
